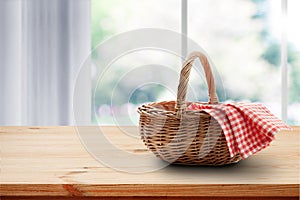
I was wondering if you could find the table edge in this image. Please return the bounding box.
[1,184,299,197]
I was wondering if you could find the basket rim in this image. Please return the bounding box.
[137,100,220,118]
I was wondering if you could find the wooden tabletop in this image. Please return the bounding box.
[0,126,299,199]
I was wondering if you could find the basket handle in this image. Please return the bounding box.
[176,51,218,116]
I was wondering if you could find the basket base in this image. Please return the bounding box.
[154,153,242,167]
[167,157,242,166]
[154,153,242,166]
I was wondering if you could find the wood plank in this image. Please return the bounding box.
[1,197,299,200]
[0,184,299,197]
[0,126,299,197]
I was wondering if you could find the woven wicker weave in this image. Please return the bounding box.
[138,51,242,165]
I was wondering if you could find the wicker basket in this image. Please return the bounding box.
[138,51,242,166]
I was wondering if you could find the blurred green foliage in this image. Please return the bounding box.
[290,50,300,103]
[252,0,300,103]
[91,0,300,124]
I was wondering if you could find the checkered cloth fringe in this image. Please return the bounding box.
[187,103,291,159]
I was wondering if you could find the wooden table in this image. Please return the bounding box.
[0,126,299,199]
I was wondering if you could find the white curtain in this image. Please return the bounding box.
[0,0,91,125]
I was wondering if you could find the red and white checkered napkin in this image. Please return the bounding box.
[187,103,291,159]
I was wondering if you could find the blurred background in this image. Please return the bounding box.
[0,0,298,126]
[91,0,300,125]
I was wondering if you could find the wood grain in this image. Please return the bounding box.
[1,184,299,197]
[0,196,299,200]
[0,126,299,198]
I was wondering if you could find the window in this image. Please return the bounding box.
[91,0,300,125]
[287,0,300,125]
